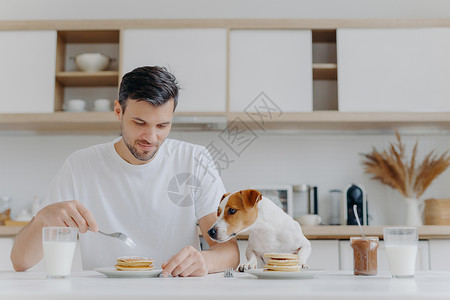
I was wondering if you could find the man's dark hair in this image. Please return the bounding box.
[118,66,179,112]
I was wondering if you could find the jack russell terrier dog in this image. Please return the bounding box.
[207,189,311,271]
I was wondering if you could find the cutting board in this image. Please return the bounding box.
[424,198,450,225]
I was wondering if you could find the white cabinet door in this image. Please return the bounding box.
[237,240,249,264]
[337,28,450,112]
[0,238,14,271]
[229,30,313,113]
[0,30,56,113]
[429,240,450,271]
[308,240,340,270]
[340,240,430,272]
[122,29,227,112]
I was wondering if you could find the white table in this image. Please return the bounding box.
[1,270,450,300]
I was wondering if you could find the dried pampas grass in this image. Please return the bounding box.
[361,131,450,199]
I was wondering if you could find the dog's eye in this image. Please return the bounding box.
[228,208,237,215]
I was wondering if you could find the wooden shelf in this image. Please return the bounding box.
[58,30,120,43]
[226,111,450,131]
[0,112,119,134]
[2,111,450,134]
[313,63,337,80]
[198,225,450,240]
[56,71,119,86]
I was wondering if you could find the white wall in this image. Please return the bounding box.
[1,0,450,225]
[1,0,450,20]
[1,131,450,225]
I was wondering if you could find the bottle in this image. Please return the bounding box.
[329,189,342,225]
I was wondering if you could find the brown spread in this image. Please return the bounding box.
[350,236,379,276]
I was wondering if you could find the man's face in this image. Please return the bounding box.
[115,99,174,164]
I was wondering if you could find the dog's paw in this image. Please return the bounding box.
[237,264,256,272]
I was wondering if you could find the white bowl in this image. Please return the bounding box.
[93,98,112,111]
[65,99,86,112]
[74,53,111,72]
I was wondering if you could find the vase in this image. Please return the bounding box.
[404,197,423,226]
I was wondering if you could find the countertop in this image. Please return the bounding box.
[3,225,450,239]
[2,270,450,300]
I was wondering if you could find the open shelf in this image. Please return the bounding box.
[56,71,119,86]
[313,63,337,80]
[58,30,120,43]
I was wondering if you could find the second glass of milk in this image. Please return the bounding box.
[42,227,78,279]
[383,227,418,278]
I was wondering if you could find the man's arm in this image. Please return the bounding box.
[161,212,240,277]
[10,200,97,272]
[197,212,240,273]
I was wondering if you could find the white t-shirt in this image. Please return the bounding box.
[44,138,225,270]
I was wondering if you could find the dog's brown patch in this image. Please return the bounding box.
[223,189,262,236]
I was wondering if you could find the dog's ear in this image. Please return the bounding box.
[220,193,231,203]
[241,189,262,211]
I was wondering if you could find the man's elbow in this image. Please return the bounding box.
[10,253,31,272]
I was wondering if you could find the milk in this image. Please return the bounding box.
[385,245,417,277]
[43,241,76,277]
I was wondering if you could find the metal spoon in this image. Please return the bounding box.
[353,204,368,240]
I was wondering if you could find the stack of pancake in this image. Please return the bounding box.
[263,253,301,272]
[115,256,155,271]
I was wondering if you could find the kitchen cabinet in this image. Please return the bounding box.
[308,240,340,270]
[337,28,450,112]
[2,20,450,133]
[429,240,450,270]
[55,30,120,112]
[0,238,13,271]
[229,29,313,113]
[0,30,56,113]
[339,240,430,272]
[122,28,227,112]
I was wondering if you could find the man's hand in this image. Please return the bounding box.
[35,200,98,233]
[161,245,208,277]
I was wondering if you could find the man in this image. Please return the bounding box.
[11,66,239,277]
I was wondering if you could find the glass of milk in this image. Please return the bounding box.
[383,227,418,278]
[42,227,78,279]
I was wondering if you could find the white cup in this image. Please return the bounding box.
[296,214,322,226]
[65,99,86,112]
[42,227,78,279]
[383,227,418,278]
[93,98,112,111]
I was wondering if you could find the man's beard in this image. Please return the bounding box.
[121,128,160,162]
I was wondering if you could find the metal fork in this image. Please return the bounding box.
[224,267,234,278]
[97,230,136,249]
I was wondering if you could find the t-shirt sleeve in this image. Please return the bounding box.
[193,146,226,220]
[42,159,76,208]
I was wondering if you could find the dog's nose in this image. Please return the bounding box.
[208,227,217,239]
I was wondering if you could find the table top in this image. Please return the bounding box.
[2,270,450,300]
[4,225,450,239]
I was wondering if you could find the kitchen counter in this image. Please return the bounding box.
[2,270,450,300]
[3,225,450,239]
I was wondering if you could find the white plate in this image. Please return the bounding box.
[94,267,162,278]
[245,268,325,279]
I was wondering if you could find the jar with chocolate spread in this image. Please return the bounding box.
[350,236,379,276]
